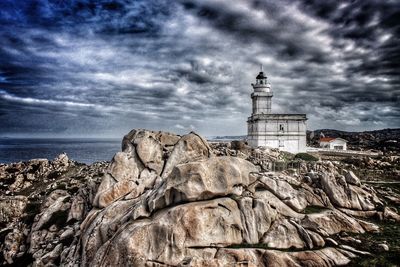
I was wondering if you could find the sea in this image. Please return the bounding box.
[0,138,121,164]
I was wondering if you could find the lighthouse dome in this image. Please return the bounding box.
[256,72,267,79]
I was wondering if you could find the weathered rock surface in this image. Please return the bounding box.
[319,172,382,211]
[0,129,399,266]
[344,170,361,186]
[148,156,258,213]
[161,132,212,178]
[0,196,27,224]
[0,155,106,266]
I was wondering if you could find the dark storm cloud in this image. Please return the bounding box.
[0,0,399,137]
[179,0,333,63]
[0,0,171,33]
[298,0,400,80]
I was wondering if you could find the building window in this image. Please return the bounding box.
[279,124,284,132]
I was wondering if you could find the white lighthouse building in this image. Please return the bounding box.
[247,67,307,154]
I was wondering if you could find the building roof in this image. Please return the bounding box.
[320,137,335,142]
[319,137,348,143]
[256,72,267,79]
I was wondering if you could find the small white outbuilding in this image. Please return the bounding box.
[319,137,348,150]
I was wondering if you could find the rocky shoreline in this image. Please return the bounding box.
[1,129,399,266]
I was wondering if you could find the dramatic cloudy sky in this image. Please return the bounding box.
[0,0,399,137]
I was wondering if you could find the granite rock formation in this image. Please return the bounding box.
[0,129,399,266]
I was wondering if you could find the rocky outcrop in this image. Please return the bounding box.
[1,129,399,266]
[0,196,27,224]
[78,130,396,267]
[0,155,107,266]
[92,130,211,209]
[319,173,382,210]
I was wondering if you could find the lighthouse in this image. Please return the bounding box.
[247,67,308,153]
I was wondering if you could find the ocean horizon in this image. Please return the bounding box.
[0,135,247,165]
[0,137,121,164]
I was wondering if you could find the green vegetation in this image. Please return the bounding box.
[346,219,400,267]
[344,180,400,266]
[348,253,400,267]
[280,151,295,162]
[376,183,400,194]
[294,153,318,161]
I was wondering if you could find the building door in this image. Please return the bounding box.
[279,139,284,148]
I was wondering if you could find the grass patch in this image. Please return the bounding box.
[364,220,400,249]
[294,153,318,161]
[345,219,400,266]
[376,183,400,194]
[348,252,400,267]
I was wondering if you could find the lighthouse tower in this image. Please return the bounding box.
[251,65,273,115]
[247,67,308,153]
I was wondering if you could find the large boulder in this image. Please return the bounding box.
[148,156,258,212]
[344,170,361,186]
[261,219,306,249]
[161,132,212,178]
[92,147,149,208]
[124,129,173,175]
[300,210,366,236]
[255,174,324,212]
[31,190,71,231]
[319,173,382,211]
[80,198,139,265]
[236,195,282,244]
[93,130,212,209]
[91,198,243,266]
